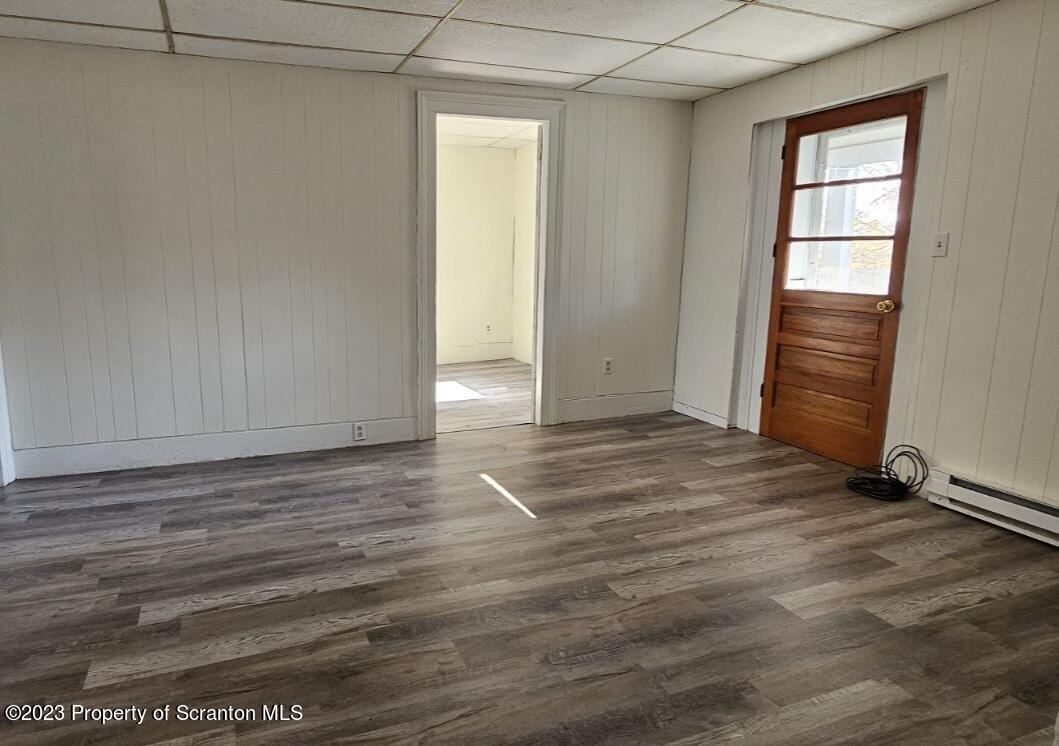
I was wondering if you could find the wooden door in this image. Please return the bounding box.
[760,90,924,467]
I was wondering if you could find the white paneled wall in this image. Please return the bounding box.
[0,37,691,476]
[675,0,1059,505]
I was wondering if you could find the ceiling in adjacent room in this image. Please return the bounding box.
[0,0,996,101]
[437,115,539,149]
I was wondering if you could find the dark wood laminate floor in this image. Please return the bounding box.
[1,413,1058,745]
[436,359,533,433]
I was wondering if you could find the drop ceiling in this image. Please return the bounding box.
[437,115,539,149]
[0,0,996,101]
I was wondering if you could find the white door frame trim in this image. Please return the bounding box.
[415,90,566,439]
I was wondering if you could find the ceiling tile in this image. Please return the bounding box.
[437,134,504,146]
[437,117,539,139]
[0,17,168,51]
[416,19,652,75]
[167,0,436,54]
[578,77,722,101]
[0,0,163,28]
[676,5,889,64]
[174,37,403,71]
[761,0,995,30]
[611,47,792,89]
[453,0,739,44]
[490,138,535,149]
[403,56,595,88]
[314,0,459,16]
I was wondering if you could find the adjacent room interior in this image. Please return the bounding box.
[434,114,539,433]
[1,0,1059,743]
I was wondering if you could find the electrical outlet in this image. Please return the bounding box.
[353,422,367,441]
[602,358,613,375]
[484,324,492,334]
[932,231,950,257]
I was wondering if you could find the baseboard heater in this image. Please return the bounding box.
[927,472,1059,548]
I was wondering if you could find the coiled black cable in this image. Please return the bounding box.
[846,444,929,501]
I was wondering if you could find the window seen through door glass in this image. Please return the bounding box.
[786,240,893,295]
[790,180,900,238]
[795,116,907,184]
[787,115,907,294]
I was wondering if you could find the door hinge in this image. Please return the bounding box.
[772,242,777,257]
[781,144,786,160]
[760,383,765,398]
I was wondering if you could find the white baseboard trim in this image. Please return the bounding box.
[13,417,417,479]
[671,400,730,428]
[556,390,673,423]
[436,343,513,365]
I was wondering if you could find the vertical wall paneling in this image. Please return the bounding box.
[560,92,590,398]
[342,72,379,421]
[201,62,248,432]
[578,95,608,399]
[2,45,73,447]
[0,38,693,475]
[43,50,100,445]
[933,0,1044,475]
[397,76,418,419]
[83,49,138,441]
[111,53,178,439]
[279,69,317,427]
[614,98,641,395]
[372,77,405,419]
[1012,0,1059,496]
[178,58,225,435]
[675,0,1059,506]
[977,0,1058,486]
[150,55,205,437]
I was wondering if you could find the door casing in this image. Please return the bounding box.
[416,91,566,440]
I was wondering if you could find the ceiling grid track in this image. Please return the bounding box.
[0,1,993,101]
[393,0,467,74]
[158,0,175,53]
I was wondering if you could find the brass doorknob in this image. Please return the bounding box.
[876,299,896,313]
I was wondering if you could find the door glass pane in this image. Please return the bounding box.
[785,240,893,294]
[796,115,907,184]
[791,179,899,238]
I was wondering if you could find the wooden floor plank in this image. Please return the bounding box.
[1,412,1057,744]
[435,359,533,433]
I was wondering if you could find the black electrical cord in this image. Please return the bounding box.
[846,444,929,501]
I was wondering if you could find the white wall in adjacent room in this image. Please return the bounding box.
[436,145,517,365]
[674,0,1059,506]
[512,142,538,366]
[0,37,692,476]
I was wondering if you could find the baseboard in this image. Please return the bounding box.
[436,343,513,365]
[12,417,417,479]
[671,400,730,428]
[556,390,673,423]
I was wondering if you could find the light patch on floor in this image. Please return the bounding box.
[436,380,485,402]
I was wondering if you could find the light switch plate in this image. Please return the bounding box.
[932,231,950,257]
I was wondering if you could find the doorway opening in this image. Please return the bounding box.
[416,91,564,440]
[433,115,541,433]
[760,89,924,467]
